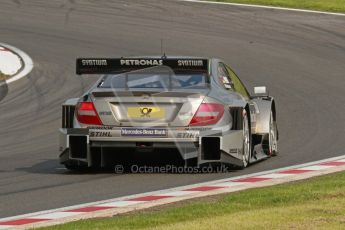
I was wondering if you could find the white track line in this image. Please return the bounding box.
[178,0,345,17]
[1,154,345,230]
[0,43,34,84]
[93,200,146,208]
[32,212,84,220]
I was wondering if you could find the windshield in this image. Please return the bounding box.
[98,66,209,90]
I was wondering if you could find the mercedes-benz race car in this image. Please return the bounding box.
[59,57,278,171]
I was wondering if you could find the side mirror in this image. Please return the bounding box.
[254,86,269,96]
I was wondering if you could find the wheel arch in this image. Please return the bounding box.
[251,97,275,134]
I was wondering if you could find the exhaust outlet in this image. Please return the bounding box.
[69,135,88,159]
[200,137,221,160]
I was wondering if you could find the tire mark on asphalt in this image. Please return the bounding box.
[12,0,21,8]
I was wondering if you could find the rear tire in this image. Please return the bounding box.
[268,111,278,156]
[64,160,88,172]
[241,110,251,168]
[185,158,198,168]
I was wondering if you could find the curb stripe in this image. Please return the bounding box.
[1,155,345,229]
[213,181,248,187]
[32,212,83,220]
[184,186,225,191]
[0,47,10,52]
[279,169,313,174]
[65,206,112,213]
[159,190,200,197]
[321,161,345,166]
[128,195,173,201]
[0,218,49,226]
[336,159,345,163]
[298,165,334,171]
[94,201,145,208]
[232,177,271,182]
[255,173,290,179]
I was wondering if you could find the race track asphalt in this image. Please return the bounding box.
[0,0,345,218]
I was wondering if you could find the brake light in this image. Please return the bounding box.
[189,103,224,126]
[76,102,102,125]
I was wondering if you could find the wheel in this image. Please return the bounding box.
[64,160,88,172]
[185,158,198,168]
[268,110,278,156]
[242,109,251,168]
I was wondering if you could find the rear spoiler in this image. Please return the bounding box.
[76,58,209,75]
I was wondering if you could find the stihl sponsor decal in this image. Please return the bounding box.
[90,131,111,137]
[176,131,199,138]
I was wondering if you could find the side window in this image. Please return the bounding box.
[217,63,234,90]
[225,65,250,99]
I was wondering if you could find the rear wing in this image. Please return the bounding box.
[76,58,209,75]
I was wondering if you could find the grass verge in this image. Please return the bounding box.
[42,171,345,230]
[208,0,345,13]
[0,72,9,81]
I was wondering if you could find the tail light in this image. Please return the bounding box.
[76,102,102,125]
[189,103,224,126]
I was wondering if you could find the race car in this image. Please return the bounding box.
[59,57,278,170]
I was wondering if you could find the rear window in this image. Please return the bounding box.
[99,73,208,89]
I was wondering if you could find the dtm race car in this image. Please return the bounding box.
[59,57,278,170]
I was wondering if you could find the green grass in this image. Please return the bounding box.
[42,172,345,230]
[209,0,345,13]
[0,72,9,81]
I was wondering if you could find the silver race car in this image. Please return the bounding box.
[59,57,278,170]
